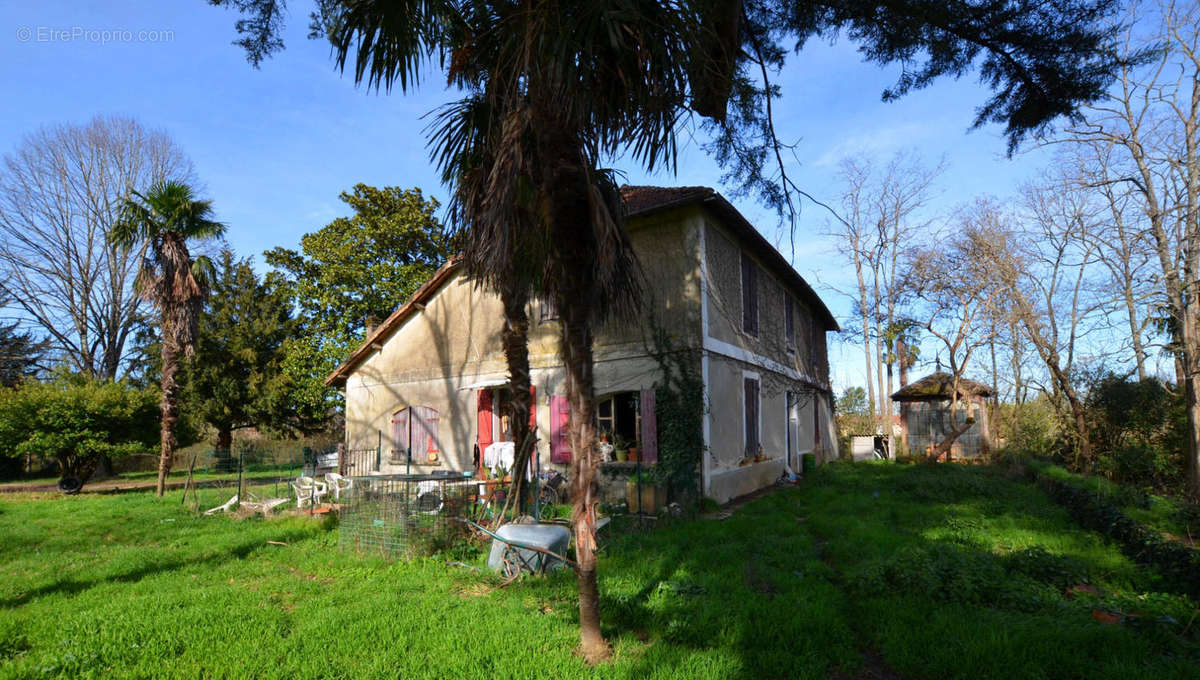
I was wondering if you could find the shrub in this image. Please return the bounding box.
[1085,374,1185,491]
[1031,470,1200,599]
[0,376,158,482]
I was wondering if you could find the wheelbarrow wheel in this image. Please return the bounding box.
[500,546,524,581]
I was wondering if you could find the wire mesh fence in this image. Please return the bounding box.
[338,473,474,560]
[175,442,340,514]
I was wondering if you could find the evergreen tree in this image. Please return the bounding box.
[182,250,311,450]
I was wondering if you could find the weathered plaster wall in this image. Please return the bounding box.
[702,218,820,380]
[344,213,701,477]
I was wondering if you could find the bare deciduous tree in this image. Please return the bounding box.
[1065,0,1200,494]
[831,151,941,427]
[907,205,1005,460]
[0,115,195,380]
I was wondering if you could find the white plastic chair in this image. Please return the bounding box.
[325,472,353,502]
[292,476,328,509]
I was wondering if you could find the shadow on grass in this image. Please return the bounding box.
[586,463,1197,680]
[0,526,315,609]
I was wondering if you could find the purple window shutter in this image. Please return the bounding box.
[640,388,658,463]
[550,395,572,463]
[392,408,410,459]
[413,406,441,462]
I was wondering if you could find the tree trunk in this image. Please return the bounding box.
[217,427,232,452]
[533,95,610,660]
[156,335,180,498]
[560,312,607,662]
[1184,298,1200,497]
[501,285,534,514]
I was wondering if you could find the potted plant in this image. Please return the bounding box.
[625,470,665,514]
[613,434,629,462]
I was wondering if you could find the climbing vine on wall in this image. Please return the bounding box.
[646,323,706,501]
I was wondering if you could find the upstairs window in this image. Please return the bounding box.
[741,252,758,335]
[785,295,795,353]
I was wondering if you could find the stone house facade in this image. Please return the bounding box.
[326,186,839,503]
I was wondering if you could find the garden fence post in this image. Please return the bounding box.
[235,448,243,511]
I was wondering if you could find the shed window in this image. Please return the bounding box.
[741,252,758,335]
[744,377,760,457]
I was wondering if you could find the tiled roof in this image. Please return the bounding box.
[620,185,715,215]
[327,185,841,385]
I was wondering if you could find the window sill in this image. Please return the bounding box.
[600,461,657,472]
[389,457,443,467]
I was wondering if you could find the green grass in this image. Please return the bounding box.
[1028,460,1192,540]
[0,463,1196,679]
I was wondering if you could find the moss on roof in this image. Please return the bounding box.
[891,372,992,401]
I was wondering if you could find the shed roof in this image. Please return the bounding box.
[890,372,993,401]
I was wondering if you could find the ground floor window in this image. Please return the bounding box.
[391,406,441,464]
[552,388,658,464]
[597,391,641,453]
[744,376,760,457]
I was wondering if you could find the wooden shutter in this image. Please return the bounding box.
[477,390,493,451]
[528,385,537,428]
[741,252,758,334]
[785,296,795,349]
[550,395,572,463]
[744,378,759,456]
[410,406,441,462]
[640,388,658,463]
[391,408,410,460]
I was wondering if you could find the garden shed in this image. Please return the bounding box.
[891,372,993,460]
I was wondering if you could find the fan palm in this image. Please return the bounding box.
[111,181,225,497]
[313,0,731,660]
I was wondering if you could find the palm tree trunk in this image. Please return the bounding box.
[156,336,180,497]
[532,99,611,660]
[501,285,534,514]
[560,307,607,662]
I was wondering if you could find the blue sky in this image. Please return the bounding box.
[2,1,1059,391]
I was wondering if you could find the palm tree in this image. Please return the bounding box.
[111,181,225,497]
[315,0,727,660]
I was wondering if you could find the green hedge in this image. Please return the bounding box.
[1029,468,1200,599]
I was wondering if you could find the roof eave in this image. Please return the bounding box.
[324,257,463,387]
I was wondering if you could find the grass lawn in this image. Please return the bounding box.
[1027,460,1195,541]
[0,463,1196,679]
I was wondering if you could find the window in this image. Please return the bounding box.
[785,295,795,353]
[596,392,640,449]
[539,296,558,322]
[392,406,441,464]
[744,376,760,457]
[741,252,758,335]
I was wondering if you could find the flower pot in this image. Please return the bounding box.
[616,449,628,462]
[626,480,665,514]
[627,446,639,462]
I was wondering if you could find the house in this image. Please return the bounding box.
[891,372,993,459]
[326,186,840,504]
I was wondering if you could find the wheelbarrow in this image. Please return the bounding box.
[456,518,577,581]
